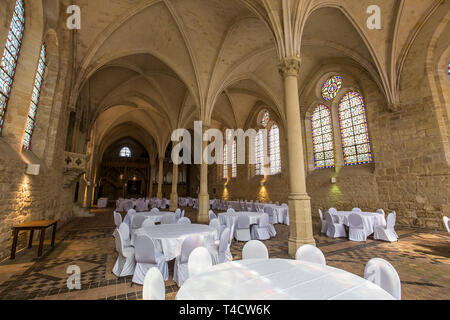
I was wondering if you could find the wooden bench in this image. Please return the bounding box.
[10,220,58,259]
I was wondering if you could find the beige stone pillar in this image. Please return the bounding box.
[197,125,210,223]
[169,163,179,211]
[156,157,164,199]
[279,57,316,256]
[149,165,154,197]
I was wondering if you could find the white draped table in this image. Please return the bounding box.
[218,211,262,228]
[97,198,108,208]
[132,224,217,261]
[176,259,395,300]
[333,211,386,235]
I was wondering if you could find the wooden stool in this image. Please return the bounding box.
[11,220,58,259]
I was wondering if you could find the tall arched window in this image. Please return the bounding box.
[119,147,132,158]
[311,105,335,169]
[0,0,25,136]
[338,92,372,166]
[269,124,281,174]
[223,144,228,179]
[255,130,264,175]
[23,43,46,150]
[231,139,237,178]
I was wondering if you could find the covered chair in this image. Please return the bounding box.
[348,213,368,242]
[142,219,155,228]
[188,247,213,277]
[177,217,191,225]
[318,209,327,234]
[209,218,221,243]
[352,208,362,212]
[295,244,326,265]
[209,210,217,222]
[235,215,251,242]
[174,235,203,287]
[181,210,185,218]
[325,212,347,238]
[161,213,176,225]
[242,240,269,260]
[227,208,236,214]
[209,228,231,265]
[374,212,399,242]
[114,212,122,228]
[124,209,137,227]
[175,209,182,221]
[118,223,132,248]
[150,208,159,215]
[112,229,136,277]
[143,268,165,300]
[264,205,278,224]
[132,235,168,284]
[251,213,271,241]
[444,216,450,234]
[136,200,148,212]
[131,215,147,232]
[364,258,401,300]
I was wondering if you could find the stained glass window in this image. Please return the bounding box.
[255,130,264,175]
[0,0,25,136]
[322,76,343,101]
[119,147,132,158]
[231,139,237,178]
[23,43,46,150]
[269,124,281,174]
[260,110,270,128]
[223,144,228,179]
[338,92,372,166]
[311,105,335,169]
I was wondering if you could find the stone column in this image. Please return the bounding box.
[197,124,210,223]
[169,163,179,211]
[279,57,316,256]
[149,164,154,198]
[156,157,164,199]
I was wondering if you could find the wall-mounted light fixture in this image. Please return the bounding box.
[331,177,337,184]
[25,164,40,176]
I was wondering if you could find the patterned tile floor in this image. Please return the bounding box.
[0,207,448,300]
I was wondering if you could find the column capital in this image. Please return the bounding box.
[278,56,301,77]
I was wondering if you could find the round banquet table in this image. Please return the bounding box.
[333,211,386,235]
[218,211,262,228]
[124,210,172,227]
[132,224,217,261]
[176,259,395,300]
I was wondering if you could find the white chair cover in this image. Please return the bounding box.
[175,209,182,221]
[325,211,347,238]
[352,208,362,212]
[114,212,122,228]
[444,216,450,234]
[251,213,271,241]
[174,235,203,287]
[131,215,147,231]
[136,200,148,212]
[209,218,221,241]
[118,223,132,248]
[364,258,401,300]
[123,209,136,227]
[295,244,326,265]
[264,205,279,224]
[181,210,185,218]
[209,211,217,221]
[374,212,399,242]
[143,267,165,300]
[242,240,269,260]
[112,229,136,277]
[177,217,191,225]
[188,247,213,277]
[209,228,231,265]
[142,219,155,228]
[150,208,159,214]
[161,213,176,225]
[227,208,236,214]
[235,214,251,242]
[132,235,169,284]
[318,209,327,234]
[349,213,367,242]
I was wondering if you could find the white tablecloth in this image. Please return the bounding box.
[176,259,395,300]
[333,211,386,235]
[267,205,289,224]
[132,224,217,261]
[218,212,262,228]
